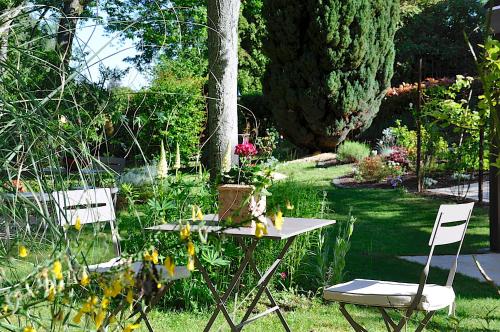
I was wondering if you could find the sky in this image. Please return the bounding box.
[75,20,149,90]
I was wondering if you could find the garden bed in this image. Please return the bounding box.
[333,171,489,193]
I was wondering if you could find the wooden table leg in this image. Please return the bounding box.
[237,237,295,331]
[197,239,259,332]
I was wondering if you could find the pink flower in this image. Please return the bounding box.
[234,142,258,157]
[280,272,287,280]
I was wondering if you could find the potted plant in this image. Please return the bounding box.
[218,139,274,226]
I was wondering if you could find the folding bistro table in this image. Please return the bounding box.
[147,214,335,331]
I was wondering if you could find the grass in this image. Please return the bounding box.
[139,162,499,331]
[3,162,497,331]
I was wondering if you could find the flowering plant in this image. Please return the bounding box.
[388,146,409,167]
[234,142,258,157]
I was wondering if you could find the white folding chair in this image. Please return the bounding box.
[323,202,474,332]
[51,188,189,331]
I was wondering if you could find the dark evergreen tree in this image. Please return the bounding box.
[263,0,399,151]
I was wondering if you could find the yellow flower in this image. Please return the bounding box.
[101,297,110,309]
[111,279,122,297]
[47,285,56,301]
[52,261,63,280]
[180,223,191,240]
[94,310,106,330]
[187,241,195,256]
[151,249,159,264]
[104,286,113,298]
[72,311,83,324]
[80,271,90,286]
[124,323,141,332]
[94,309,105,329]
[144,249,159,264]
[286,200,294,210]
[18,245,28,258]
[23,326,36,332]
[164,257,175,277]
[196,206,203,221]
[157,283,162,289]
[255,223,268,238]
[274,210,284,231]
[74,216,82,231]
[2,304,8,313]
[126,289,134,305]
[187,256,195,271]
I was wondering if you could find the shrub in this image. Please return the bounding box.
[337,141,371,163]
[388,146,409,167]
[357,156,388,182]
[110,60,206,163]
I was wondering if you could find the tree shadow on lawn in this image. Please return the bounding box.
[326,187,490,255]
[343,254,497,300]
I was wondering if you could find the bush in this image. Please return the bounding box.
[110,60,206,163]
[337,141,371,163]
[357,156,388,182]
[388,146,409,167]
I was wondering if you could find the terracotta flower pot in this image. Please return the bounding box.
[218,184,266,225]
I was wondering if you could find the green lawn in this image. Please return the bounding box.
[141,162,498,331]
[3,162,496,331]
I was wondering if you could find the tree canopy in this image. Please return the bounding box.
[263,0,400,151]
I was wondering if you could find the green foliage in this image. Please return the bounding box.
[476,38,500,168]
[336,141,371,163]
[389,120,449,170]
[103,1,208,69]
[263,0,400,151]
[395,0,484,83]
[238,0,267,94]
[110,58,206,162]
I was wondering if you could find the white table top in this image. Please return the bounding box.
[147,214,336,240]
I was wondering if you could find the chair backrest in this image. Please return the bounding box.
[51,188,121,255]
[429,202,474,247]
[98,157,126,173]
[422,202,474,289]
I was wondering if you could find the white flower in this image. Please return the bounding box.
[248,196,267,225]
[157,140,169,179]
[174,142,181,170]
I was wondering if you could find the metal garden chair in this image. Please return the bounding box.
[51,188,189,331]
[323,202,474,332]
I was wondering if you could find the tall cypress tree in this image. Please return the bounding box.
[263,0,399,150]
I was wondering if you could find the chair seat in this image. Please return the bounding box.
[87,257,190,281]
[323,279,455,311]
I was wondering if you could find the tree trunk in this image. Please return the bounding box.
[207,0,241,179]
[0,5,23,74]
[56,0,88,67]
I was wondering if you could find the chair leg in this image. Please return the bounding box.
[139,309,154,332]
[339,303,368,332]
[394,309,414,332]
[130,281,175,332]
[414,311,435,332]
[379,308,397,331]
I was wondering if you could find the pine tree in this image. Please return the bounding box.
[263,0,400,150]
